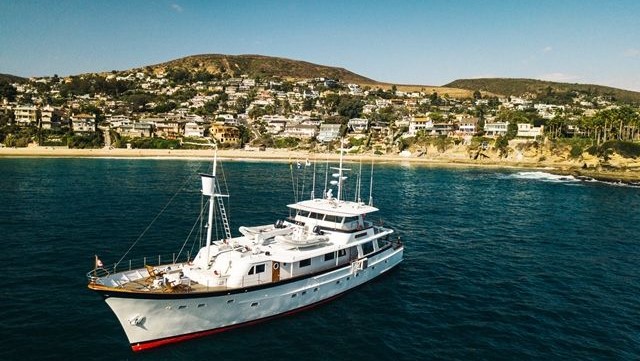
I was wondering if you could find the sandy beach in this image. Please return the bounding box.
[2,145,640,183]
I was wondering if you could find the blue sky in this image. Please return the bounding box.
[1,0,639,91]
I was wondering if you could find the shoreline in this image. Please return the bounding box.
[2,146,640,183]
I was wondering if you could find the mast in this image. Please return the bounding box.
[197,142,231,266]
[330,138,349,201]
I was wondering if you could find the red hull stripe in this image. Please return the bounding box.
[131,292,344,352]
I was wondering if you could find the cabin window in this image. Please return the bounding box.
[338,249,347,257]
[299,259,311,267]
[361,241,374,256]
[355,232,367,239]
[324,252,335,262]
[308,212,322,220]
[376,239,387,249]
[323,215,341,223]
[248,264,266,275]
[344,216,358,224]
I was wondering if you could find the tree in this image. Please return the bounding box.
[0,80,18,102]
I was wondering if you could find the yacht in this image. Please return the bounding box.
[87,148,404,351]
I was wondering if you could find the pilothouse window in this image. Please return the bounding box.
[361,241,374,256]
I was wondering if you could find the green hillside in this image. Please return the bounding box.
[445,78,640,104]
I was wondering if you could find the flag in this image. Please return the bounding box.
[95,255,104,268]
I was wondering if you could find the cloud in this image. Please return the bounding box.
[539,72,581,82]
[542,46,553,53]
[624,48,640,58]
[171,4,183,13]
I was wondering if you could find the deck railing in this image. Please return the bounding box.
[87,251,193,281]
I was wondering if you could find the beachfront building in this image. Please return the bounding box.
[151,118,183,139]
[347,118,369,133]
[484,122,509,137]
[408,116,433,136]
[40,105,59,130]
[457,116,478,135]
[13,105,38,126]
[115,122,154,138]
[432,123,456,136]
[71,113,96,134]
[317,123,341,142]
[517,123,544,139]
[184,121,206,138]
[210,122,239,144]
[281,124,317,139]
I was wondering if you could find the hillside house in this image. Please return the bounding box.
[281,124,317,139]
[408,116,433,136]
[115,122,153,138]
[71,113,96,134]
[13,105,38,126]
[210,122,239,144]
[184,122,206,138]
[317,124,341,142]
[347,118,369,133]
[517,123,543,139]
[484,122,509,137]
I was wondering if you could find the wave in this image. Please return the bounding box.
[508,171,640,188]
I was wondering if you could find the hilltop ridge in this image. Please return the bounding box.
[142,54,377,84]
[445,78,640,104]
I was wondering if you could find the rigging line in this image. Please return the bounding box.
[289,160,297,203]
[301,160,307,201]
[115,171,196,268]
[176,199,208,261]
[218,158,231,229]
[198,194,204,249]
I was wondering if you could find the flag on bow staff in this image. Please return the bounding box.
[95,255,104,269]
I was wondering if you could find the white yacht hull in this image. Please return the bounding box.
[102,247,403,351]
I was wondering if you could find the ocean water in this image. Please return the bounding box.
[0,158,639,361]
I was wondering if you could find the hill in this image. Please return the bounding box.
[143,54,377,84]
[445,78,640,104]
[138,54,476,98]
[0,73,27,83]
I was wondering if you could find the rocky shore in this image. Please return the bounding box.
[2,143,639,184]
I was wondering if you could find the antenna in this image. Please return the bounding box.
[323,158,329,199]
[368,159,374,206]
[311,158,317,200]
[356,158,363,203]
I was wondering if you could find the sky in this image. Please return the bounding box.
[1,0,639,91]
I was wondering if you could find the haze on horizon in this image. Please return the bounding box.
[1,0,639,91]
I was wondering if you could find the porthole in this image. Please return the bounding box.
[251,302,259,307]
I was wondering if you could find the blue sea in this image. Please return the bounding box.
[1,158,639,361]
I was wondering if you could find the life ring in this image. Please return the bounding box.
[273,262,280,270]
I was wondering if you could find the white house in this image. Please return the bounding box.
[347,118,369,133]
[281,124,317,139]
[484,122,509,137]
[408,116,433,136]
[517,123,544,139]
[317,124,342,142]
[13,105,38,126]
[71,113,96,134]
[184,122,206,138]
